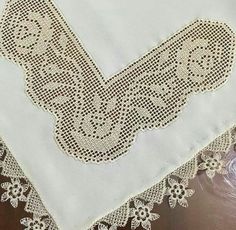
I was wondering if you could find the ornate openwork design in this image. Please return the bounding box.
[0,0,235,162]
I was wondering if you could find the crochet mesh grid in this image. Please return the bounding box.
[0,0,235,163]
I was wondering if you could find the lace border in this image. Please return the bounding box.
[0,127,235,229]
[0,139,58,230]
[0,0,235,163]
[0,0,235,228]
[89,127,236,230]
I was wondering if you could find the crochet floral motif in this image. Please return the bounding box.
[165,178,194,208]
[0,137,58,229]
[198,151,228,178]
[20,215,50,230]
[12,11,53,56]
[0,0,235,163]
[0,0,235,228]
[129,199,159,230]
[0,122,234,230]
[89,129,235,230]
[1,178,29,208]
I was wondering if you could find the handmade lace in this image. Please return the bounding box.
[0,0,235,163]
[0,138,58,230]
[0,127,235,229]
[90,127,236,230]
[0,0,236,229]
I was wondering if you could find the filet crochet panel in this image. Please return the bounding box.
[0,0,235,163]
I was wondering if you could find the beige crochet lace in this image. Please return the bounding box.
[90,127,236,230]
[0,0,235,163]
[0,127,235,230]
[0,0,236,229]
[0,138,58,230]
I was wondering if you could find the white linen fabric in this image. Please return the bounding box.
[0,0,236,229]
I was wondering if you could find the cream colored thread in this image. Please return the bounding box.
[0,138,58,229]
[92,128,235,229]
[0,128,233,230]
[0,0,235,163]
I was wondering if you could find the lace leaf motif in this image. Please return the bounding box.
[0,0,235,163]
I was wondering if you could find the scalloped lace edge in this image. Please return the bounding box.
[0,126,235,230]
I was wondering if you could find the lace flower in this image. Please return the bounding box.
[176,38,214,83]
[129,199,159,230]
[98,223,117,230]
[1,178,29,208]
[20,215,50,230]
[165,178,194,208]
[198,152,227,178]
[11,12,53,55]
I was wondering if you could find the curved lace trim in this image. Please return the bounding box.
[0,138,58,230]
[90,127,236,230]
[0,127,233,230]
[0,128,234,230]
[0,0,235,163]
